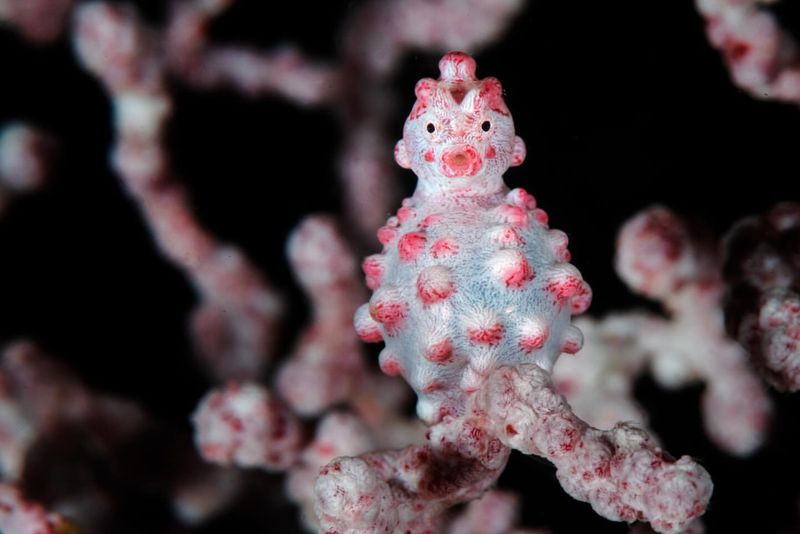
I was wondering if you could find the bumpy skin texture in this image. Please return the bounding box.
[724,203,800,391]
[355,52,589,424]
[319,53,712,534]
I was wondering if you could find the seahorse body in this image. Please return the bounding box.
[354,52,591,423]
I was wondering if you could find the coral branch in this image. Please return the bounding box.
[165,0,339,105]
[0,341,146,450]
[276,216,367,416]
[697,0,800,103]
[315,414,509,534]
[552,314,651,432]
[0,341,209,531]
[614,206,772,455]
[286,412,378,530]
[724,202,800,391]
[477,365,712,534]
[192,381,302,470]
[73,3,283,380]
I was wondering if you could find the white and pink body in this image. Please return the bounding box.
[355,52,591,424]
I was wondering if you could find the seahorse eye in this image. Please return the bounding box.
[426,123,436,133]
[481,121,491,132]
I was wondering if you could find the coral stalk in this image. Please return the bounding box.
[73,3,283,380]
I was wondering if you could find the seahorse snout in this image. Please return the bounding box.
[441,145,481,178]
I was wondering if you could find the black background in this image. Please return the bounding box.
[1,0,800,532]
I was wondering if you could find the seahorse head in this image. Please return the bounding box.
[394,52,526,197]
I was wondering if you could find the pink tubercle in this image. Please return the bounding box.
[569,285,592,315]
[379,355,403,377]
[439,51,478,82]
[507,188,537,210]
[362,255,384,290]
[369,299,407,328]
[419,214,442,229]
[478,78,510,116]
[409,79,436,119]
[520,333,547,353]
[397,206,415,223]
[355,318,383,343]
[408,100,427,120]
[425,339,454,364]
[201,444,228,463]
[560,325,584,354]
[504,257,534,289]
[496,205,529,228]
[430,238,459,259]
[416,266,455,305]
[547,230,570,262]
[398,232,428,262]
[467,324,505,346]
[377,225,398,246]
[532,209,549,226]
[546,272,585,301]
[492,226,525,247]
[422,381,446,394]
[518,318,549,353]
[490,250,535,289]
